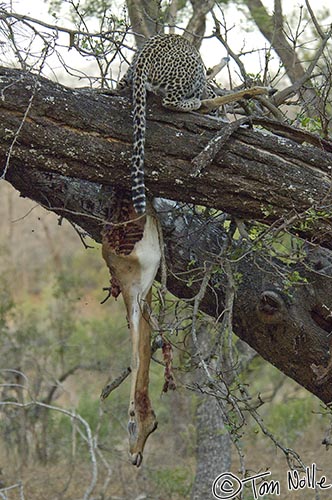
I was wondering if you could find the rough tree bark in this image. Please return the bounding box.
[1,67,332,404]
[1,68,331,245]
[191,326,232,500]
[183,0,216,47]
[126,0,162,47]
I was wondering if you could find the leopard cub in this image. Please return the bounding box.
[118,34,213,214]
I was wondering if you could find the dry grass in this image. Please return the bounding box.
[0,412,331,500]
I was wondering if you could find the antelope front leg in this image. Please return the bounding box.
[127,290,158,467]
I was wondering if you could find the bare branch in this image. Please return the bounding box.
[305,0,325,39]
[243,0,325,114]
[274,24,332,106]
[0,8,125,43]
[212,9,250,84]
[100,367,132,400]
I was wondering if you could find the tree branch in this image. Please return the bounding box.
[1,67,332,403]
[183,0,216,47]
[243,0,327,114]
[1,67,332,245]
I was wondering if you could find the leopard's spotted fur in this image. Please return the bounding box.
[118,34,214,214]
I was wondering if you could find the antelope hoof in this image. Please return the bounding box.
[127,412,158,467]
[130,451,143,467]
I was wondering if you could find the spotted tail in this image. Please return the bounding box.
[131,71,147,214]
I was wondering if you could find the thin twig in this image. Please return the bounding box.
[305,0,325,39]
[100,367,132,400]
[274,24,332,106]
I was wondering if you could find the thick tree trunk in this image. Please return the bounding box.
[126,0,162,47]
[1,67,332,403]
[191,327,232,500]
[192,396,231,500]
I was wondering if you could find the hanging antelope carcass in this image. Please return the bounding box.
[102,200,161,467]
